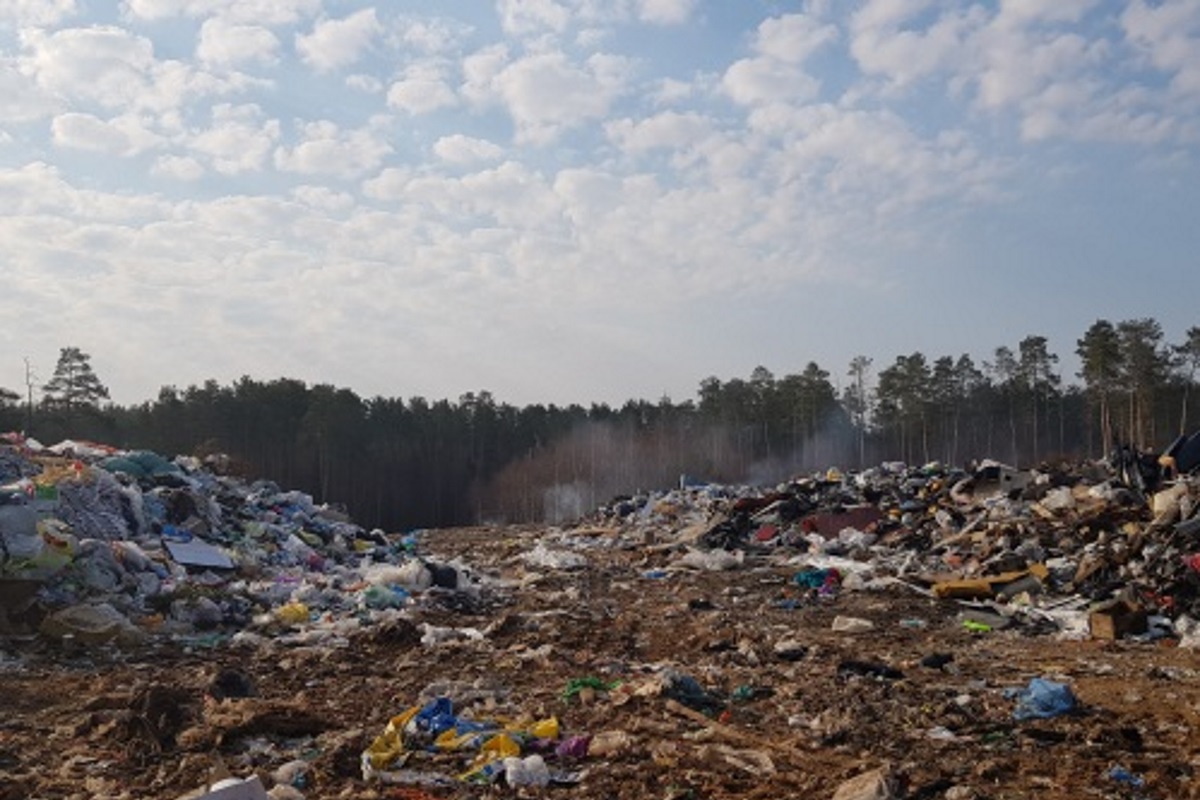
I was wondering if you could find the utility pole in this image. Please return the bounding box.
[23,357,35,435]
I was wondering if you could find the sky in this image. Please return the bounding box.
[1,0,1198,410]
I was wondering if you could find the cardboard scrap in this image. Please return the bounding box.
[932,564,1049,600]
[1089,598,1147,641]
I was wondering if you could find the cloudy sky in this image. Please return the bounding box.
[1,0,1198,409]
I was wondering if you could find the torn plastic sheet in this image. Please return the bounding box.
[164,538,234,570]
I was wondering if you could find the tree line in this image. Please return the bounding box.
[3,318,1198,531]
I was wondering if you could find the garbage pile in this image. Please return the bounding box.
[0,438,489,645]
[590,456,1200,643]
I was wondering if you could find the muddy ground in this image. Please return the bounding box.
[2,525,1198,799]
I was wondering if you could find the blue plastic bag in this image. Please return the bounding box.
[1008,678,1077,720]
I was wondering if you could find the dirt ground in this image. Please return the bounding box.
[2,524,1198,800]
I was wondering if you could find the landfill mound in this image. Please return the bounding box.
[2,439,1200,799]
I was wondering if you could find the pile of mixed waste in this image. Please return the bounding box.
[0,438,485,647]
[591,451,1200,643]
[3,434,1200,800]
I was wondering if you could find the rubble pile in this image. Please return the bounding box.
[2,438,1200,799]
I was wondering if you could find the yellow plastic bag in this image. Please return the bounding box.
[275,602,310,625]
[364,705,421,770]
[471,733,521,766]
[525,717,559,739]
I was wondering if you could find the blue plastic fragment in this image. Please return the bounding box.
[1107,766,1145,788]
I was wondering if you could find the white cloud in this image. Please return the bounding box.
[461,44,510,108]
[845,0,1191,144]
[51,112,161,156]
[552,167,622,225]
[974,30,1100,111]
[121,0,321,26]
[606,110,713,153]
[1122,0,1200,98]
[653,77,695,105]
[637,0,696,25]
[0,62,58,122]
[497,0,572,37]
[0,161,167,221]
[52,113,122,152]
[196,18,280,68]
[295,8,381,73]
[722,57,819,106]
[720,13,834,107]
[964,11,1118,142]
[346,73,383,93]
[360,166,411,201]
[741,102,1004,222]
[575,27,609,48]
[361,160,566,235]
[456,161,564,228]
[188,103,280,174]
[996,0,1100,27]
[21,24,265,120]
[274,118,394,178]
[0,162,69,216]
[491,50,632,143]
[394,16,473,54]
[291,184,355,212]
[119,0,188,21]
[145,60,266,115]
[152,154,205,180]
[754,13,838,63]
[496,0,695,36]
[0,0,78,28]
[851,0,936,34]
[433,134,505,164]
[23,26,158,111]
[849,1,978,88]
[386,62,458,115]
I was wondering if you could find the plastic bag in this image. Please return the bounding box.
[522,542,586,570]
[504,755,550,786]
[1008,678,1077,720]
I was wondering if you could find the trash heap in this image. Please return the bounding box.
[0,438,488,646]
[589,457,1200,643]
[11,434,1195,649]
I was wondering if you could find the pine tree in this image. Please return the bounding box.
[1176,326,1200,434]
[1017,335,1060,463]
[42,347,110,412]
[1077,320,1122,456]
[844,355,872,468]
[0,387,20,431]
[1116,318,1170,446]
